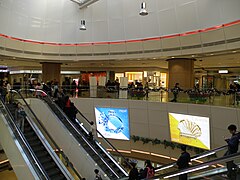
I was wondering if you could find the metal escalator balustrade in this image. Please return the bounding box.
[26,89,129,179]
[6,102,71,179]
[0,97,50,179]
[8,90,82,179]
[153,151,240,180]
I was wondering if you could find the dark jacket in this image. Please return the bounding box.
[177,151,191,169]
[225,132,240,155]
[128,167,139,180]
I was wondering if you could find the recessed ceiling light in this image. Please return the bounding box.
[153,58,157,59]
[171,57,175,58]
[210,54,214,56]
[191,55,195,57]
[232,51,237,53]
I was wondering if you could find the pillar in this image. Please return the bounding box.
[168,58,195,89]
[42,62,61,83]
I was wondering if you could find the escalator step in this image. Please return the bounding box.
[32,145,45,152]
[29,141,42,147]
[39,156,52,164]
[46,168,60,177]
[24,132,35,137]
[50,174,66,180]
[26,136,38,142]
[35,151,49,158]
[43,162,56,171]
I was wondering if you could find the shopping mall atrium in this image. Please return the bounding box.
[0,0,240,179]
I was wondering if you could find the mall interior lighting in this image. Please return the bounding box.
[139,2,148,16]
[80,20,86,30]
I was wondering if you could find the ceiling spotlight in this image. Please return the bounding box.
[139,2,148,16]
[80,20,86,30]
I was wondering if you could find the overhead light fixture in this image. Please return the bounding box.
[80,20,86,30]
[218,70,228,74]
[139,2,148,16]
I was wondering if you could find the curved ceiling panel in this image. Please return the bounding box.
[0,0,239,43]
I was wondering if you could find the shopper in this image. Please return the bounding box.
[89,121,96,140]
[224,124,240,180]
[94,169,102,180]
[171,83,182,102]
[140,160,155,179]
[176,145,191,180]
[128,160,139,180]
[15,102,26,132]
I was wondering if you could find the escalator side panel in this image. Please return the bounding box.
[0,113,39,180]
[29,98,107,180]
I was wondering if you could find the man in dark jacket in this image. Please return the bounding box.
[224,124,240,180]
[177,145,191,180]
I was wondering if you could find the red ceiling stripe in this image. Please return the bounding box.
[0,20,239,47]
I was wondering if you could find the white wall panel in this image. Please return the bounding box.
[43,20,61,42]
[76,45,93,54]
[42,44,59,53]
[108,19,125,41]
[124,16,141,40]
[222,0,240,23]
[28,17,44,41]
[93,44,109,53]
[196,0,222,28]
[61,22,77,43]
[0,37,5,47]
[109,44,126,53]
[176,1,199,33]
[28,0,46,19]
[201,29,225,43]
[108,0,123,19]
[126,42,143,52]
[224,24,240,39]
[143,40,161,51]
[59,46,76,54]
[8,12,28,39]
[24,43,42,53]
[129,109,148,123]
[140,13,159,38]
[0,6,10,34]
[5,39,23,50]
[162,37,181,48]
[211,106,238,130]
[158,8,178,36]
[92,21,108,42]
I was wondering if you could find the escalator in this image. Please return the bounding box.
[148,142,240,179]
[22,89,129,179]
[0,95,78,179]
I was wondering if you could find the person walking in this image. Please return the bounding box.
[176,145,191,180]
[140,160,155,179]
[171,83,182,102]
[224,124,240,180]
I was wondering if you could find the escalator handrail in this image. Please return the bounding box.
[36,87,131,169]
[35,88,130,173]
[0,97,50,179]
[75,105,133,169]
[154,150,240,179]
[31,89,126,178]
[11,90,82,179]
[154,144,228,172]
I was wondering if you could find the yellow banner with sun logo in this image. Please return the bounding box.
[169,113,210,150]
